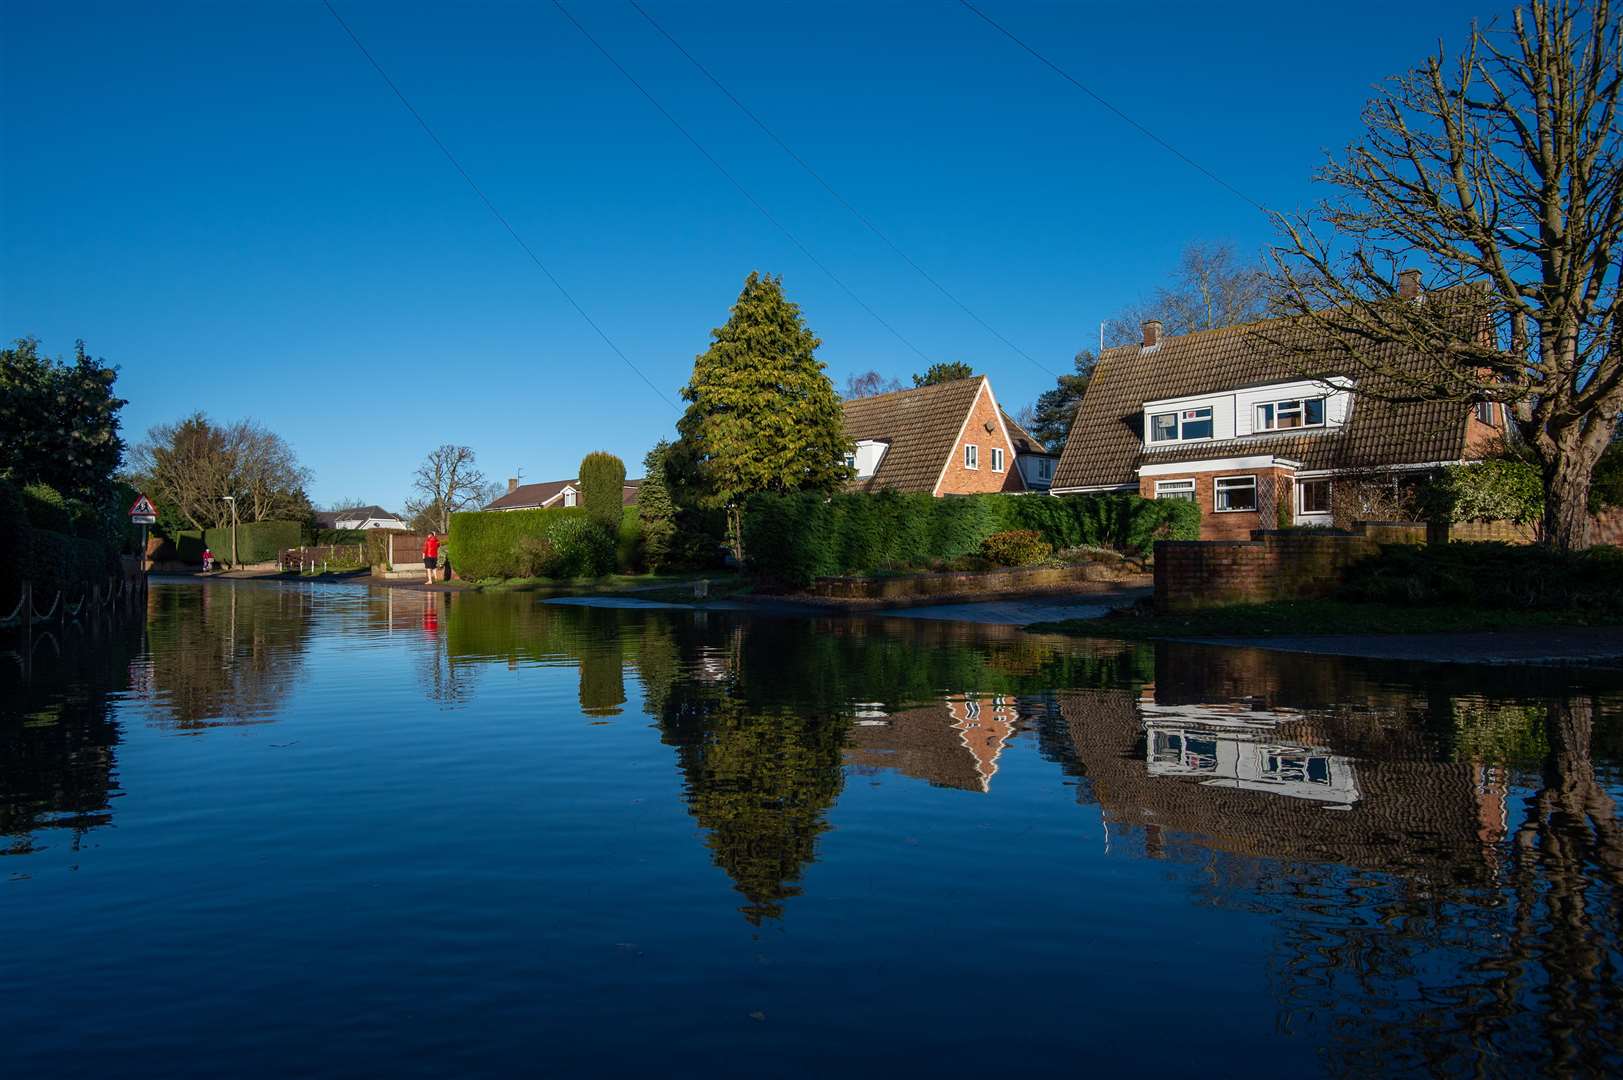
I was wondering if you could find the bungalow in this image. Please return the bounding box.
[1050,302,1506,539]
[485,477,641,511]
[841,375,1052,495]
[314,505,409,531]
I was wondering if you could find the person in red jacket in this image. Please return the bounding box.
[422,532,441,585]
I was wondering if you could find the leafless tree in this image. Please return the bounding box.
[405,444,493,535]
[842,370,904,399]
[1105,241,1270,346]
[129,413,310,530]
[1270,0,1622,549]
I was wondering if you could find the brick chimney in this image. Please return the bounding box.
[1398,269,1422,300]
[507,477,518,494]
[1141,320,1163,349]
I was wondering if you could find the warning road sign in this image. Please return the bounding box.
[129,494,157,524]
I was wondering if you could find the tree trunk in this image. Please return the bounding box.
[1541,444,1597,551]
[727,505,744,568]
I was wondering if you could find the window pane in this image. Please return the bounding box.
[1299,479,1331,514]
[1150,413,1177,441]
[1181,408,1213,440]
[1305,398,1325,425]
[1256,403,1274,430]
[1215,476,1257,511]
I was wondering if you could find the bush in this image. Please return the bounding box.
[1423,459,1543,523]
[1591,443,1623,512]
[742,492,1198,586]
[449,507,618,580]
[1340,541,1623,611]
[639,442,679,571]
[200,520,303,565]
[981,529,1052,566]
[616,504,642,573]
[579,451,627,532]
[20,482,71,533]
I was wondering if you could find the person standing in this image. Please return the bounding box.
[422,532,440,585]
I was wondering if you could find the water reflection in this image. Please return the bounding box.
[3,582,1620,1072]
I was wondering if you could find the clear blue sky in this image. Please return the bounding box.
[3,0,1490,510]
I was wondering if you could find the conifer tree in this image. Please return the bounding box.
[578,450,626,532]
[675,272,853,560]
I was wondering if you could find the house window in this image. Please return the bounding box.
[1475,401,1497,426]
[1255,397,1326,431]
[1154,479,1197,501]
[1298,479,1332,515]
[562,490,577,508]
[1214,475,1258,512]
[844,453,856,470]
[1038,457,1054,480]
[991,447,1005,472]
[964,445,978,470]
[1149,406,1213,443]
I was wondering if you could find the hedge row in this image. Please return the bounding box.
[742,491,1200,586]
[449,506,640,580]
[0,478,121,608]
[172,520,304,565]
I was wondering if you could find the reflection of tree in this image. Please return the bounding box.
[142,583,315,730]
[0,621,140,855]
[577,610,625,718]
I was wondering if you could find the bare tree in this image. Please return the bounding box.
[129,413,309,530]
[1104,241,1270,346]
[406,444,493,534]
[842,370,904,399]
[226,421,312,523]
[1270,0,1622,549]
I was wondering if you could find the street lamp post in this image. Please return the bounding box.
[222,496,239,569]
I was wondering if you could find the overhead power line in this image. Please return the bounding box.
[548,0,934,365]
[318,0,679,410]
[626,0,1056,378]
[956,0,1270,216]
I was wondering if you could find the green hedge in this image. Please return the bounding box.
[448,505,645,580]
[0,478,120,608]
[742,491,1200,586]
[1341,541,1623,611]
[171,520,303,565]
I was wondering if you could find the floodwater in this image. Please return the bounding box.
[3,579,1621,1077]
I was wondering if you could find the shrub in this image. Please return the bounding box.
[515,534,558,578]
[20,482,71,532]
[1340,541,1623,611]
[1591,443,1623,512]
[448,507,615,580]
[616,504,643,573]
[981,529,1052,566]
[1423,459,1543,523]
[579,451,627,532]
[639,442,679,571]
[742,492,1198,587]
[200,520,303,565]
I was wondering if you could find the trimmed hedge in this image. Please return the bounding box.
[0,478,121,608]
[742,491,1199,586]
[170,520,303,565]
[1341,541,1623,611]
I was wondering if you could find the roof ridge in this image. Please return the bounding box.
[842,375,983,406]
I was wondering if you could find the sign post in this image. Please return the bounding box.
[129,494,157,574]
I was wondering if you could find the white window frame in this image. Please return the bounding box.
[1148,406,1214,444]
[1038,457,1054,480]
[562,489,577,508]
[991,447,1005,472]
[1297,478,1332,516]
[1475,401,1497,426]
[1255,397,1326,432]
[1213,474,1258,513]
[844,452,856,470]
[1153,478,1197,501]
[964,444,978,470]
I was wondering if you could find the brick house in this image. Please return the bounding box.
[840,375,1054,495]
[1049,306,1507,539]
[485,477,641,511]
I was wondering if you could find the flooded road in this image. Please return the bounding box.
[4,579,1621,1077]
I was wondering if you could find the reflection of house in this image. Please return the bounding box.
[841,376,1045,495]
[1050,286,1507,537]
[314,505,408,530]
[485,477,641,511]
[845,694,1019,793]
[1141,692,1360,807]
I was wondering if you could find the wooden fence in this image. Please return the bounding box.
[279,544,367,573]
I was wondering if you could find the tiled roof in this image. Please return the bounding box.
[315,505,399,527]
[485,479,575,510]
[1000,410,1052,456]
[1052,314,1474,489]
[842,377,986,494]
[485,479,642,511]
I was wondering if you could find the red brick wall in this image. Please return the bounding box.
[1139,466,1293,540]
[937,382,1025,495]
[1154,528,1388,611]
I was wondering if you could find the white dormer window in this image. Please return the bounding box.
[844,453,856,470]
[964,444,979,469]
[563,489,577,507]
[991,447,1005,472]
[1255,397,1326,431]
[1149,406,1213,443]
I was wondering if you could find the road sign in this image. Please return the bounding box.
[129,493,157,525]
